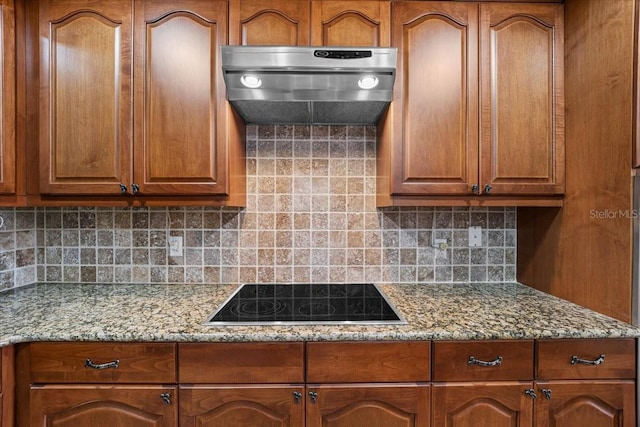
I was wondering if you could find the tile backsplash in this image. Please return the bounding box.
[0,125,515,289]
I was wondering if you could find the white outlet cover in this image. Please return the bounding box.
[169,236,183,257]
[468,226,482,247]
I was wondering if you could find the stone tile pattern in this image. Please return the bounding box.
[0,125,516,289]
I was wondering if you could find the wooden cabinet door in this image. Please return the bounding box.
[479,4,564,195]
[38,0,133,195]
[1,346,14,427]
[0,0,14,196]
[133,0,234,196]
[229,0,310,46]
[432,382,533,427]
[383,2,479,196]
[179,385,304,427]
[535,381,636,427]
[311,1,389,47]
[306,384,430,427]
[30,385,178,427]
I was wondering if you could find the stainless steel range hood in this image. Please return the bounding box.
[221,46,397,125]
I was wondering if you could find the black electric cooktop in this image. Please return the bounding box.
[204,283,406,325]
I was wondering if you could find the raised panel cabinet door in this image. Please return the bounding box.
[306,384,430,427]
[310,1,389,47]
[1,346,14,427]
[432,382,534,427]
[229,0,310,46]
[0,0,14,196]
[535,381,636,427]
[386,2,479,196]
[179,385,305,427]
[30,385,178,427]
[134,0,232,196]
[38,0,133,195]
[479,4,564,195]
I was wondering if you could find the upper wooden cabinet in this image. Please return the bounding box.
[134,0,242,198]
[377,2,564,206]
[310,1,389,46]
[0,0,15,199]
[34,0,245,205]
[229,0,311,45]
[229,0,389,46]
[37,0,133,196]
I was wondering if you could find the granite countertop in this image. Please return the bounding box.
[0,282,638,346]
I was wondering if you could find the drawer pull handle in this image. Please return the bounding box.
[570,354,605,365]
[84,358,120,370]
[468,355,503,367]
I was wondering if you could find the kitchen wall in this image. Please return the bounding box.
[0,125,516,290]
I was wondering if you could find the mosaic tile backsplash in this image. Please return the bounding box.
[0,125,516,289]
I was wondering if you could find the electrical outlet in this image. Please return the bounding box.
[169,236,183,257]
[468,226,482,247]
[433,238,448,259]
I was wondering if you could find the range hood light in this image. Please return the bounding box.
[358,75,379,90]
[240,74,262,88]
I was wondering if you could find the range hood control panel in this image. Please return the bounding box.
[313,50,373,59]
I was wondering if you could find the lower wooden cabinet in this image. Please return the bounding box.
[179,385,304,427]
[30,385,178,427]
[534,381,635,427]
[306,384,430,427]
[1,346,14,427]
[14,339,639,426]
[432,382,533,426]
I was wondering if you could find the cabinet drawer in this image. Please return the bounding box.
[178,342,304,384]
[433,340,534,381]
[536,339,636,379]
[30,342,176,383]
[306,341,430,383]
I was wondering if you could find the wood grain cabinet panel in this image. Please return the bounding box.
[306,341,430,383]
[134,0,235,197]
[1,345,14,427]
[534,381,636,427]
[229,0,310,46]
[311,1,389,47]
[30,385,178,427]
[180,385,305,427]
[433,340,533,381]
[38,0,133,195]
[479,4,564,195]
[378,2,563,206]
[29,342,176,384]
[536,339,636,380]
[432,382,533,427]
[306,384,430,427]
[178,342,304,384]
[33,0,245,204]
[0,0,15,198]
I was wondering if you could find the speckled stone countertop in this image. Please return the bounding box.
[0,282,638,346]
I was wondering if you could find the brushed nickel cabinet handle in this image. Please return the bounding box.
[119,184,127,195]
[293,391,302,404]
[468,355,503,367]
[571,354,605,365]
[309,391,318,404]
[541,388,552,400]
[525,388,537,399]
[131,183,140,194]
[84,358,120,370]
[484,184,492,194]
[471,184,480,194]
